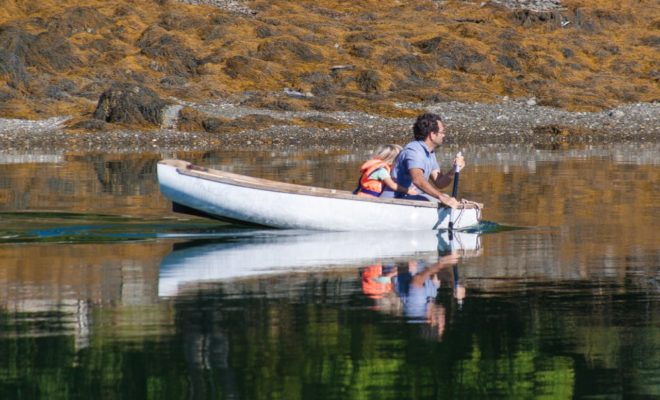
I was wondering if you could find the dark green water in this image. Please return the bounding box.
[0,143,658,399]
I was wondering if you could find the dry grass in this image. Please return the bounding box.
[0,0,658,121]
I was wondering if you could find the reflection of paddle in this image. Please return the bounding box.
[453,264,464,308]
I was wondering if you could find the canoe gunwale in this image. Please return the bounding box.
[159,159,480,210]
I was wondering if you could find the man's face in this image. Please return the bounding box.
[431,121,445,145]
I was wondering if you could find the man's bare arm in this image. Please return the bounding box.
[430,169,452,189]
[410,168,459,208]
[431,153,465,189]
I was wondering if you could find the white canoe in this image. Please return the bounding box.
[158,229,481,297]
[157,159,482,231]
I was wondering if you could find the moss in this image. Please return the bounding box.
[0,0,657,122]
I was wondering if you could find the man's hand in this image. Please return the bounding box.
[453,153,465,172]
[439,193,460,208]
[438,253,460,265]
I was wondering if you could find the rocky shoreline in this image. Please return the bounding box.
[0,99,657,154]
[2,0,658,130]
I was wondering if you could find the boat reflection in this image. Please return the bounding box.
[158,230,482,297]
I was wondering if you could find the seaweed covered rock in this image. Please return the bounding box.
[255,37,322,63]
[176,106,207,132]
[137,24,200,78]
[0,25,80,89]
[0,47,29,89]
[45,6,112,36]
[0,0,659,121]
[93,82,170,126]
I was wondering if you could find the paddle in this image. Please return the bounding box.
[448,151,462,232]
[451,151,462,199]
[447,152,464,306]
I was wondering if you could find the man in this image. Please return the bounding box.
[392,254,460,325]
[380,113,463,208]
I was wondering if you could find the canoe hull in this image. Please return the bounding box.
[157,160,481,231]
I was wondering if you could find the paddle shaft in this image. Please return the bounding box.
[448,153,461,231]
[451,171,460,198]
[448,154,463,306]
[451,151,462,198]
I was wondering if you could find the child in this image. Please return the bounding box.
[354,144,417,197]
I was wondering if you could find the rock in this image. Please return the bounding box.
[178,0,255,16]
[93,83,171,126]
[158,10,207,31]
[160,75,188,88]
[223,55,273,80]
[330,65,355,72]
[283,88,313,99]
[437,41,489,73]
[256,37,322,63]
[69,118,108,131]
[348,45,373,59]
[356,70,381,94]
[300,72,339,96]
[45,6,112,37]
[136,25,200,78]
[532,124,597,137]
[161,104,184,129]
[241,95,306,111]
[176,106,207,132]
[0,25,79,81]
[0,48,29,89]
[511,9,563,28]
[202,116,228,133]
[255,25,274,38]
[384,53,432,79]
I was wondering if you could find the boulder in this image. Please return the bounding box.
[355,70,381,94]
[136,25,200,78]
[93,83,170,126]
[0,25,80,75]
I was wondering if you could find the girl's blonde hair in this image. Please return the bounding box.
[373,144,403,164]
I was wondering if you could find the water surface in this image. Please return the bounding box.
[0,143,657,399]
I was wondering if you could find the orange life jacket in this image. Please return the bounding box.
[355,159,390,197]
[361,264,393,298]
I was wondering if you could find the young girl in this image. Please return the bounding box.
[354,144,417,197]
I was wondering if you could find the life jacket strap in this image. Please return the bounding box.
[353,177,382,197]
[358,188,382,197]
[352,176,361,195]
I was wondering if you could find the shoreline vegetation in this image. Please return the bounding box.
[0,0,658,151]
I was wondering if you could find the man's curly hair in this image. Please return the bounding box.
[412,113,442,141]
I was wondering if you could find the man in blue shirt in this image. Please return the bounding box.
[381,113,464,208]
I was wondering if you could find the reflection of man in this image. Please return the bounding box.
[452,264,466,306]
[360,254,465,341]
[392,254,460,322]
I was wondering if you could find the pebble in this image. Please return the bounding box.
[0,100,657,154]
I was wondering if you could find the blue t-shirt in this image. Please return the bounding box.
[381,140,439,199]
[392,260,441,322]
[403,280,440,321]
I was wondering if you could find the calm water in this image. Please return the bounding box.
[0,143,658,399]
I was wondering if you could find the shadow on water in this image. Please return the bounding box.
[0,211,242,244]
[0,211,522,244]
